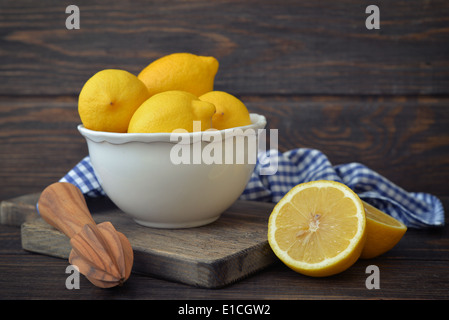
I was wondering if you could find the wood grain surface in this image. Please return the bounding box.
[1,0,448,96]
[1,96,448,201]
[1,196,448,299]
[1,0,448,202]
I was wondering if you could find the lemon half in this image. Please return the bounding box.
[268,180,366,277]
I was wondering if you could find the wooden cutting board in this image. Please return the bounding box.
[2,194,278,288]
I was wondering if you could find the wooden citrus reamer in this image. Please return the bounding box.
[37,182,133,288]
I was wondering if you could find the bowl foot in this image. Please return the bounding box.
[133,215,221,229]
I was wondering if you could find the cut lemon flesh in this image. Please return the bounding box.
[268,180,366,277]
[360,201,407,259]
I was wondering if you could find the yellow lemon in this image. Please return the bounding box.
[268,180,366,277]
[138,53,219,97]
[78,69,150,133]
[360,201,407,259]
[199,91,252,130]
[128,90,216,133]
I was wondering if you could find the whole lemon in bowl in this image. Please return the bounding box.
[78,69,150,133]
[128,90,216,133]
[138,52,219,97]
[200,91,252,130]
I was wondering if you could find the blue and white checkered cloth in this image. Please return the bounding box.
[60,148,444,229]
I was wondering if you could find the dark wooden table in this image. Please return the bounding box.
[1,0,448,301]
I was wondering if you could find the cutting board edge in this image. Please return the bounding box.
[21,219,71,259]
[1,193,40,227]
[198,241,278,288]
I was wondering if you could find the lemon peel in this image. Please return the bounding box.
[360,201,407,259]
[200,91,251,130]
[138,53,219,97]
[128,90,216,133]
[78,69,150,133]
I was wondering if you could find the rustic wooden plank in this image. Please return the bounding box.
[246,95,449,197]
[2,218,449,299]
[0,193,39,227]
[1,96,448,201]
[0,97,87,200]
[2,195,448,298]
[0,0,448,96]
[2,253,448,299]
[21,199,277,288]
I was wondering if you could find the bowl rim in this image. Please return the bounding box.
[78,113,267,145]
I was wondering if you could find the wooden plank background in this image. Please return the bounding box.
[1,0,448,201]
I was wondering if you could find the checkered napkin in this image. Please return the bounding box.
[60,148,444,228]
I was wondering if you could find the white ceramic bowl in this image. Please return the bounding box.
[78,113,267,228]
